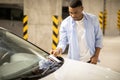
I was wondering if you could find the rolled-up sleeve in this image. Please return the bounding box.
[57,21,68,53]
[94,16,103,48]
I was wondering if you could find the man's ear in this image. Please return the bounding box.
[81,6,84,11]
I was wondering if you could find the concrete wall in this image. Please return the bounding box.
[106,0,120,36]
[83,0,103,16]
[82,0,120,36]
[0,0,120,52]
[24,0,62,52]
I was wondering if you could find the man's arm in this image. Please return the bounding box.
[90,47,101,64]
[90,15,103,64]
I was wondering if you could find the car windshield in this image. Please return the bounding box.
[0,28,63,80]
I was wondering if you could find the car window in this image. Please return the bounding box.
[0,28,63,80]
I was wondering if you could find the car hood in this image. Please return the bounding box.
[40,58,120,80]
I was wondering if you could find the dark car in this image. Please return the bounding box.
[0,27,120,80]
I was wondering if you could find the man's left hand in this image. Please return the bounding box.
[90,55,98,64]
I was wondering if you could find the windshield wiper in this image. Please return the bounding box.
[20,58,62,80]
[20,55,64,80]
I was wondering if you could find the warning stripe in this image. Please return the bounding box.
[52,15,59,49]
[117,10,120,30]
[23,15,28,40]
[99,11,107,29]
[99,12,103,29]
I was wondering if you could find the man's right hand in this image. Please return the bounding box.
[49,48,62,57]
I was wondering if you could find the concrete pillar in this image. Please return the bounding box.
[24,0,62,51]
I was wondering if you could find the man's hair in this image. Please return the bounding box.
[69,0,82,8]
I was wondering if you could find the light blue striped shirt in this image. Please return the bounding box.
[57,12,103,61]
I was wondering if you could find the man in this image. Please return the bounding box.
[50,0,103,64]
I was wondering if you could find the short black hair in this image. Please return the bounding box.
[69,0,82,8]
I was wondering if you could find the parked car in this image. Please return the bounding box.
[0,27,120,80]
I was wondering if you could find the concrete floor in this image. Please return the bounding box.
[98,36,120,73]
[62,36,120,73]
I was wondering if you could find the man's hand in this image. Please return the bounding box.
[49,48,62,57]
[90,47,101,64]
[90,55,98,64]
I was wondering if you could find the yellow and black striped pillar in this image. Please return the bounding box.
[103,10,107,29]
[23,15,28,40]
[117,10,120,34]
[99,10,107,35]
[52,15,59,50]
[99,11,103,29]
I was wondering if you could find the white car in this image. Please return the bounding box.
[0,27,120,80]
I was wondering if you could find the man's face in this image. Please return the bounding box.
[69,6,83,21]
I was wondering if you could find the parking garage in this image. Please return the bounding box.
[0,0,120,74]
